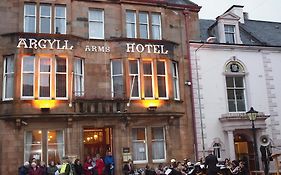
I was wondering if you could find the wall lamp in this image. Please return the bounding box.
[147,105,157,111]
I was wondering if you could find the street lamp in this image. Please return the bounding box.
[246,107,260,170]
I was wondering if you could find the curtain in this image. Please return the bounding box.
[132,142,146,161]
[56,130,64,162]
[25,131,33,161]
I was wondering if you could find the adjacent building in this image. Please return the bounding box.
[0,0,201,174]
[190,5,281,171]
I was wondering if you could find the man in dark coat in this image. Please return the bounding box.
[204,151,218,175]
[18,161,30,175]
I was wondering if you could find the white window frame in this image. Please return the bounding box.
[21,56,35,99]
[172,61,180,100]
[39,58,52,99]
[224,24,235,44]
[143,60,154,99]
[74,58,84,97]
[3,55,14,101]
[111,59,123,98]
[54,5,66,34]
[152,127,166,163]
[213,143,221,159]
[157,60,168,99]
[226,76,246,112]
[39,4,52,34]
[55,57,68,100]
[151,13,162,40]
[132,128,148,164]
[129,59,141,99]
[24,130,43,162]
[47,129,65,165]
[24,3,36,33]
[89,9,104,39]
[126,10,137,38]
[139,12,149,39]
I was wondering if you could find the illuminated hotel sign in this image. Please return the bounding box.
[17,38,74,50]
[126,43,168,54]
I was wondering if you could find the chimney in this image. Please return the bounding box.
[243,12,249,20]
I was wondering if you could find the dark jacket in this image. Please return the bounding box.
[205,154,219,175]
[18,166,29,175]
[73,163,83,175]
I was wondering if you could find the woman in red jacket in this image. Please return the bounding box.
[29,162,42,175]
[94,154,105,175]
[83,156,93,175]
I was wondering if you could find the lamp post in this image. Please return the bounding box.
[246,107,260,170]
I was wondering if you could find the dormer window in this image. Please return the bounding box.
[224,25,235,44]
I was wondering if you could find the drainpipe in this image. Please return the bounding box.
[183,9,198,161]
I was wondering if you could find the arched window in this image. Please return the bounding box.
[213,143,221,159]
[225,60,246,112]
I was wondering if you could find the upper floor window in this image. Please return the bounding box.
[89,9,104,39]
[22,56,35,98]
[111,59,124,98]
[56,57,67,99]
[225,61,246,112]
[3,55,14,100]
[172,61,180,100]
[157,61,167,99]
[74,58,84,97]
[24,3,66,34]
[224,25,235,44]
[126,10,162,40]
[129,60,140,98]
[143,60,154,98]
[39,58,51,98]
[24,4,36,33]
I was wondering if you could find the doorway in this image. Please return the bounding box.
[83,128,113,159]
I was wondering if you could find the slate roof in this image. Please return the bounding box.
[199,19,281,46]
[166,0,197,5]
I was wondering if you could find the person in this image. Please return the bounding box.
[122,159,134,175]
[165,159,181,175]
[29,162,41,175]
[73,159,83,175]
[155,163,165,175]
[204,151,218,175]
[59,156,71,175]
[104,151,114,175]
[83,156,93,175]
[94,153,105,175]
[39,161,48,175]
[47,161,58,175]
[19,161,30,175]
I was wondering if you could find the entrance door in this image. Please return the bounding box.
[83,128,113,158]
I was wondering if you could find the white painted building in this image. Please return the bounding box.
[190,5,281,171]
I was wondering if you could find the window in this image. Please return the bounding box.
[172,62,180,100]
[111,59,124,98]
[224,25,235,44]
[40,4,51,33]
[89,9,104,39]
[3,55,14,100]
[55,5,66,34]
[143,60,154,98]
[74,58,84,97]
[225,61,246,112]
[213,143,221,159]
[24,4,36,33]
[129,60,140,98]
[139,12,149,39]
[132,128,147,163]
[157,61,167,98]
[39,58,51,98]
[152,127,166,162]
[24,130,64,164]
[22,56,35,98]
[56,57,67,99]
[151,13,161,40]
[126,11,136,38]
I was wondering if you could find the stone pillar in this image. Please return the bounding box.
[227,130,236,160]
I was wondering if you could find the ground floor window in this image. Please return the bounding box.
[24,129,64,164]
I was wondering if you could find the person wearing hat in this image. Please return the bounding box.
[59,156,71,175]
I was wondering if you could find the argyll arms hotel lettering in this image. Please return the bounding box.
[17,38,74,50]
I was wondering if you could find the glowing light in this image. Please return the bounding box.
[33,100,57,109]
[142,100,161,108]
[94,134,98,140]
[87,137,91,141]
[38,131,42,134]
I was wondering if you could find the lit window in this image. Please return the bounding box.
[151,13,161,40]
[172,62,180,100]
[132,128,147,163]
[126,11,136,38]
[40,4,51,33]
[25,130,42,162]
[89,9,104,39]
[3,55,14,101]
[213,143,221,159]
[74,58,84,97]
[47,130,64,164]
[152,127,166,162]
[24,4,36,33]
[139,12,149,39]
[224,25,235,44]
[22,56,35,98]
[157,61,167,98]
[111,59,124,98]
[143,60,154,98]
[55,5,66,34]
[56,57,67,99]
[129,60,140,98]
[39,58,51,98]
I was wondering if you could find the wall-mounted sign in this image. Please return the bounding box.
[85,45,110,53]
[17,38,74,50]
[126,43,168,54]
